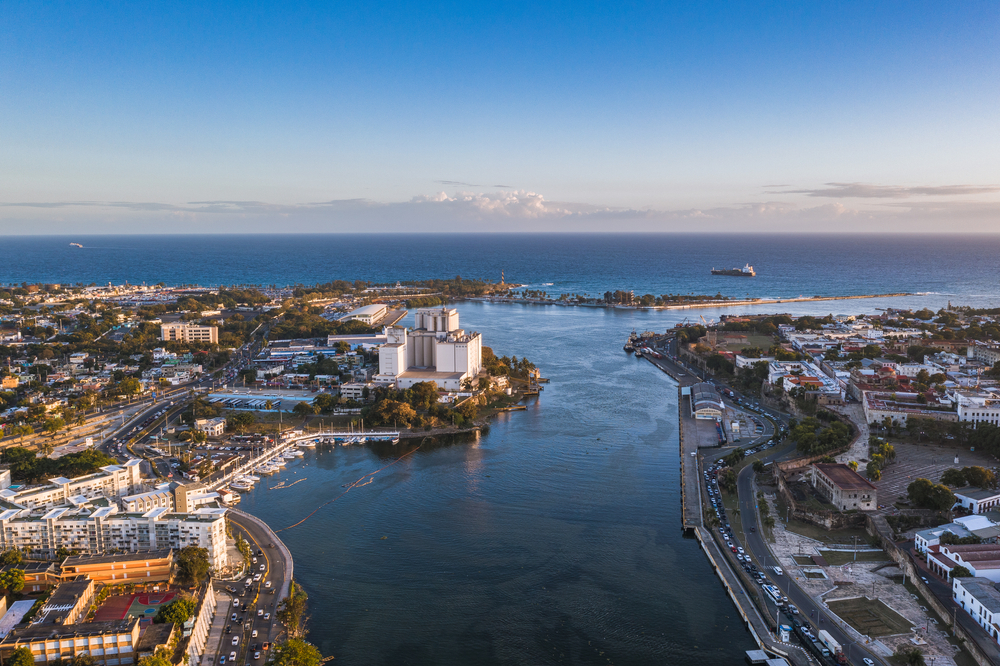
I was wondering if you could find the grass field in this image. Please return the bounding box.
[793,555,815,566]
[827,597,913,637]
[819,550,890,566]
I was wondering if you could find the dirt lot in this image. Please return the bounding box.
[827,597,913,637]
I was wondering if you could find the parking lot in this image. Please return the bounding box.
[874,441,998,508]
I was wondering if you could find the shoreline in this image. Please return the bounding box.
[464,292,914,311]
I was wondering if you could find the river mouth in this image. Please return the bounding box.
[235,302,756,665]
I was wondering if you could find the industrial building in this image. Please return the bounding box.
[689,382,725,420]
[376,308,483,391]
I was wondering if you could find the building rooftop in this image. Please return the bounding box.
[955,487,1000,501]
[1,618,137,643]
[814,463,877,491]
[957,578,1000,614]
[690,382,724,410]
[62,548,172,568]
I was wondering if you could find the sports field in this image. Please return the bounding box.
[94,591,177,621]
[827,597,913,637]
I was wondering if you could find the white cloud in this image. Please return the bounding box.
[2,188,1000,234]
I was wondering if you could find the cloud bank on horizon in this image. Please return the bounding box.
[4,184,1000,234]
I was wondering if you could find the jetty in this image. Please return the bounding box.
[467,291,913,311]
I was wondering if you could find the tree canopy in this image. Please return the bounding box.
[155,596,197,624]
[907,478,957,511]
[0,447,117,484]
[272,639,322,666]
[175,546,210,585]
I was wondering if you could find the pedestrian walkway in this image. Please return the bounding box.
[201,588,233,666]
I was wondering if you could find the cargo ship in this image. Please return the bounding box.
[711,263,755,277]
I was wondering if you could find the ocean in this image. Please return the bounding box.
[4,233,1000,310]
[6,233,1000,664]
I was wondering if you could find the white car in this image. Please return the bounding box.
[252,629,258,638]
[265,581,272,588]
[260,564,266,571]
[258,608,264,616]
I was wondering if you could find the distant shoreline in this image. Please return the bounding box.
[463,292,915,311]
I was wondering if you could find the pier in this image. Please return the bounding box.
[208,429,401,491]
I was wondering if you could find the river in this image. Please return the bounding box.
[236,302,758,665]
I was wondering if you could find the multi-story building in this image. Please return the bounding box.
[160,322,218,344]
[0,460,143,510]
[810,463,877,511]
[60,549,174,584]
[194,417,226,437]
[0,503,228,570]
[970,342,1000,367]
[376,309,484,391]
[956,391,1000,428]
[954,577,1000,644]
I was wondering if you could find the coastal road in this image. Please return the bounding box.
[735,452,887,666]
[224,512,289,663]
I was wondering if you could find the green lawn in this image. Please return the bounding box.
[819,549,890,566]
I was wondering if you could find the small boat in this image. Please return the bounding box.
[298,440,317,448]
[231,480,252,491]
[271,458,286,467]
[244,474,261,482]
[69,242,83,248]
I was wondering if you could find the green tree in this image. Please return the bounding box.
[718,467,737,493]
[229,411,256,433]
[137,655,172,666]
[277,580,309,638]
[406,381,440,411]
[0,549,23,566]
[117,376,142,397]
[272,639,322,666]
[907,478,956,511]
[293,401,317,417]
[964,466,997,489]
[175,546,210,585]
[949,565,973,579]
[0,568,25,594]
[367,400,417,427]
[752,459,765,474]
[312,393,336,414]
[940,468,967,487]
[8,647,34,666]
[155,597,198,624]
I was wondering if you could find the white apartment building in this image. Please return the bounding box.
[160,322,218,344]
[956,391,1000,427]
[971,342,1000,367]
[0,460,143,509]
[0,504,229,570]
[954,577,1000,644]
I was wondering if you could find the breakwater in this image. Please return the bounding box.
[467,292,914,311]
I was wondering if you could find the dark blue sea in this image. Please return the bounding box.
[6,234,999,664]
[4,234,1000,310]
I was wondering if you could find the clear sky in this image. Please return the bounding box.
[2,1,999,233]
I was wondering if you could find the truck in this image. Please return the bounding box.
[818,629,847,664]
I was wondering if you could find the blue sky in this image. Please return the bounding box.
[2,1,999,232]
